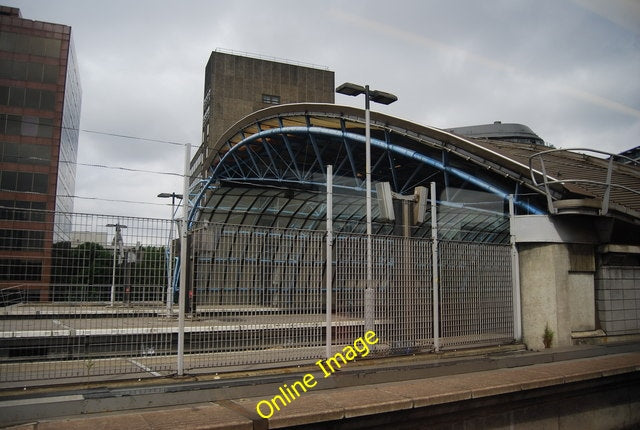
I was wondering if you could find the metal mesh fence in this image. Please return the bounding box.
[187,223,326,369]
[1,211,516,383]
[1,212,177,382]
[439,240,514,347]
[333,235,433,356]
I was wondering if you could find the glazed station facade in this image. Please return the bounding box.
[189,103,552,243]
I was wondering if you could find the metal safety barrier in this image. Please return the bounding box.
[0,210,516,383]
[528,148,640,216]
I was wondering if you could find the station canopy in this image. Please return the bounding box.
[188,103,640,244]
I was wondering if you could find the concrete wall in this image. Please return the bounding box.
[569,272,596,331]
[206,51,335,154]
[596,266,640,335]
[519,244,568,350]
[518,243,596,350]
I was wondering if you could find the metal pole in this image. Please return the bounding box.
[509,195,522,341]
[326,165,333,359]
[177,143,190,376]
[364,86,374,333]
[107,223,125,306]
[431,182,440,352]
[402,199,414,343]
[166,198,175,315]
[110,228,116,307]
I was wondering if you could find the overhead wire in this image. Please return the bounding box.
[3,115,193,148]
[79,128,188,147]
[57,195,170,207]
[1,115,195,206]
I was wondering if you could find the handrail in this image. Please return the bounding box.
[528,148,640,215]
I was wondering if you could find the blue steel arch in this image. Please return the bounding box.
[174,106,550,293]
[189,125,543,225]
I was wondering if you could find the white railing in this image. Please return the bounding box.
[529,148,640,215]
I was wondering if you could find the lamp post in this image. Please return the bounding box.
[335,82,397,332]
[106,222,127,306]
[158,192,183,315]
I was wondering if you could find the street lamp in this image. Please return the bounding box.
[106,222,127,306]
[158,192,183,315]
[335,82,398,332]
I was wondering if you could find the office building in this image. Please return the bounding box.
[0,6,82,299]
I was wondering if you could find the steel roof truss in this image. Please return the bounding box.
[307,132,326,178]
[385,130,400,192]
[256,123,281,180]
[340,119,362,189]
[240,130,263,178]
[278,117,303,181]
[400,163,424,194]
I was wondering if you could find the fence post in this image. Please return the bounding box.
[325,165,333,358]
[509,195,522,341]
[177,143,190,376]
[431,182,440,352]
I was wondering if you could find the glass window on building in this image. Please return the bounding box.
[0,32,61,58]
[40,90,55,110]
[25,88,40,109]
[14,33,29,53]
[20,115,38,136]
[0,200,46,221]
[0,58,9,79]
[29,36,45,56]
[1,86,56,111]
[0,31,16,51]
[8,86,24,107]
[0,229,45,251]
[32,172,48,193]
[22,142,50,164]
[0,171,48,193]
[262,94,280,105]
[0,59,28,80]
[11,61,27,80]
[0,171,17,191]
[1,141,18,162]
[4,114,21,135]
[0,86,8,105]
[43,38,61,57]
[26,62,43,82]
[0,114,56,137]
[16,172,33,192]
[43,64,58,83]
[0,59,58,84]
[0,259,42,281]
[37,117,53,138]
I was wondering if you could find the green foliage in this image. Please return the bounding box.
[543,323,554,348]
[51,242,167,300]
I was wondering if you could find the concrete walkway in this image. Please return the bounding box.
[3,347,640,429]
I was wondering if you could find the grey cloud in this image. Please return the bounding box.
[4,0,637,218]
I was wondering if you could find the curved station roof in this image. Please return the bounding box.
[189,103,640,244]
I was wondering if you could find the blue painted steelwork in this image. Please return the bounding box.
[189,126,543,224]
[278,117,303,181]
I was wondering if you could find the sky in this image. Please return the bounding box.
[5,0,640,219]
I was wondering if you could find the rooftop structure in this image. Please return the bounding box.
[445,121,545,146]
[191,50,335,183]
